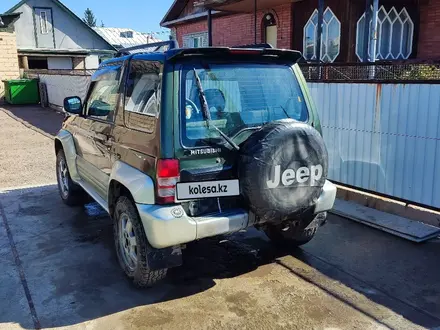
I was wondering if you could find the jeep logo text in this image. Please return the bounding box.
[267,164,323,188]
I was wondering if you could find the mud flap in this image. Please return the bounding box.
[147,245,183,271]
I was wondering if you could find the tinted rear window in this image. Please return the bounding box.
[181,63,308,147]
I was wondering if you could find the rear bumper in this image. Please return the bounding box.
[137,180,337,249]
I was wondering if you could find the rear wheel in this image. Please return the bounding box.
[113,196,167,288]
[56,150,88,206]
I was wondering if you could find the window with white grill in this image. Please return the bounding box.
[183,32,208,48]
[303,7,341,62]
[356,6,414,61]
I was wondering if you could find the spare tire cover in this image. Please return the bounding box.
[239,119,328,224]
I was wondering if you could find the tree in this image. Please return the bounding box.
[100,20,105,28]
[83,8,97,27]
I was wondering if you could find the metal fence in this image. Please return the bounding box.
[308,81,440,209]
[300,62,440,84]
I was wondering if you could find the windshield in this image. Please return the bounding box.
[181,63,309,148]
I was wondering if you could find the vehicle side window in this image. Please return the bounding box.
[124,60,162,133]
[86,68,121,122]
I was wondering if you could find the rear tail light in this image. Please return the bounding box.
[156,159,180,204]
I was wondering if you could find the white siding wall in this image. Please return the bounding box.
[85,55,99,69]
[47,57,72,69]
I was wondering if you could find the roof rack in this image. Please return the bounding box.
[115,40,178,57]
[167,47,302,63]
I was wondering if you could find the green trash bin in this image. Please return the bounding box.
[3,79,40,105]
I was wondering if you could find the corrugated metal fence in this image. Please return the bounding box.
[308,82,440,209]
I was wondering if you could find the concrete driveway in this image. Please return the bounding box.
[1,106,439,330]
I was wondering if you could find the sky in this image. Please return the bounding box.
[0,0,175,38]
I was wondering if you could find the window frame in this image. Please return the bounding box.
[40,10,48,34]
[355,6,414,61]
[122,59,163,134]
[303,7,341,63]
[84,67,123,124]
[192,36,202,48]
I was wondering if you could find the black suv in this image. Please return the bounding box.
[55,41,336,287]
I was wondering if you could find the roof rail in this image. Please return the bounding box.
[115,40,178,57]
[233,43,274,49]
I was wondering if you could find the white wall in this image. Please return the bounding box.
[85,55,99,69]
[47,57,72,69]
[12,0,113,51]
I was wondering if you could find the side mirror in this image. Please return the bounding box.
[63,96,82,114]
[89,99,111,117]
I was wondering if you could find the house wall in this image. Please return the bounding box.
[0,31,20,98]
[11,0,113,50]
[85,55,100,69]
[174,3,292,49]
[292,0,359,62]
[47,56,72,69]
[418,0,440,59]
[292,0,419,62]
[172,0,433,61]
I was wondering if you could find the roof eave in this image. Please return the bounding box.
[161,10,222,27]
[160,0,190,26]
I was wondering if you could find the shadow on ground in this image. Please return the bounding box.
[0,185,439,329]
[0,105,64,137]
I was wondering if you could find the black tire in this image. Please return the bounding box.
[264,222,319,247]
[113,196,167,288]
[56,150,88,206]
[239,119,328,225]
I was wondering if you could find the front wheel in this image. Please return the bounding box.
[56,150,88,206]
[113,196,167,288]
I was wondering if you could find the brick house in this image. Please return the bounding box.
[0,14,20,99]
[161,0,440,62]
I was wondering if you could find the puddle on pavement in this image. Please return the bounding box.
[70,202,113,249]
[83,202,108,218]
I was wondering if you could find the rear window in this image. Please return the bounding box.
[181,63,308,148]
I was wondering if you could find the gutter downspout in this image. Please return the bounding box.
[208,9,213,46]
[316,0,324,63]
[363,0,372,62]
[370,0,379,62]
[254,0,257,44]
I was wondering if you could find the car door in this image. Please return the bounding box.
[75,65,123,199]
